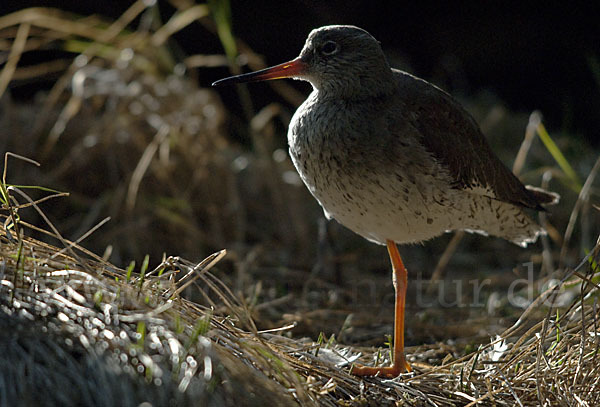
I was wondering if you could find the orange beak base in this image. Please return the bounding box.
[212,58,307,86]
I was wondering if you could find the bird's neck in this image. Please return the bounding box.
[313,69,396,100]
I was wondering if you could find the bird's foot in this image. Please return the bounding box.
[351,357,412,378]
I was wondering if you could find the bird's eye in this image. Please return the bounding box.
[321,41,339,56]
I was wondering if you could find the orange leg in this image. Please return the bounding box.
[351,240,412,377]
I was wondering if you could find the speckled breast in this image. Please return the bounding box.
[286,91,465,245]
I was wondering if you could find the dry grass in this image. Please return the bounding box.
[0,212,300,406]
[2,179,600,406]
[1,3,600,406]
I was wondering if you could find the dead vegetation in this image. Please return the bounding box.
[2,167,600,406]
[1,2,600,406]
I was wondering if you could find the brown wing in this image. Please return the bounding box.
[393,69,551,210]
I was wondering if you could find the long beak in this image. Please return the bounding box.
[212,57,307,86]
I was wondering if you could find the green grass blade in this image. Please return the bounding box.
[138,254,150,288]
[8,184,65,194]
[208,0,237,63]
[137,321,146,349]
[535,122,581,190]
[126,260,135,283]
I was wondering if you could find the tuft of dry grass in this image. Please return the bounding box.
[0,186,302,406]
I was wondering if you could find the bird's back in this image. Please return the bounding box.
[391,70,557,209]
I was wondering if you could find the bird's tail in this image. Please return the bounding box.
[525,185,560,206]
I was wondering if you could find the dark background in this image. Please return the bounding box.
[4,1,598,145]
[226,2,600,145]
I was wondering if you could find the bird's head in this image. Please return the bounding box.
[213,25,394,99]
